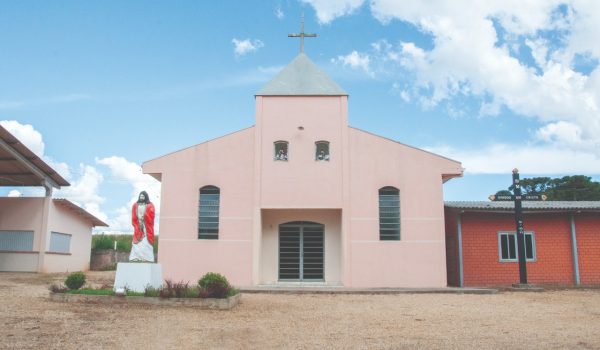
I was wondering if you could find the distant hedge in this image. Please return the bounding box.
[92,234,158,254]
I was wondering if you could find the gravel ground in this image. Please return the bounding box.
[1,271,599,350]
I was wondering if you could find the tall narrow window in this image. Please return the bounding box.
[379,187,400,240]
[315,141,330,161]
[274,141,288,161]
[499,232,536,261]
[198,186,220,239]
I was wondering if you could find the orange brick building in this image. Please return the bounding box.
[445,201,600,287]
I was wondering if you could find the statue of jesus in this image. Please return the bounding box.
[129,191,156,262]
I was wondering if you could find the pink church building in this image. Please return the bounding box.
[144,53,463,288]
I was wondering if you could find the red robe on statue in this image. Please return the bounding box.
[132,202,155,245]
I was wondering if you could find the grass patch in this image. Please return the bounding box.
[67,288,114,296]
[126,290,145,297]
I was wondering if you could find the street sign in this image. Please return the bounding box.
[488,194,548,201]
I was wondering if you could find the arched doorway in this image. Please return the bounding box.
[279,221,324,281]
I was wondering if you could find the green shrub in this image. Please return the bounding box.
[91,234,157,254]
[116,239,131,252]
[64,272,86,290]
[92,234,113,250]
[198,272,231,299]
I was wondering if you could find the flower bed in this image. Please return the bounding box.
[49,271,240,309]
[49,291,241,309]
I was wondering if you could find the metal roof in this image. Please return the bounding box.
[256,53,347,96]
[53,198,108,227]
[0,124,69,188]
[445,201,600,211]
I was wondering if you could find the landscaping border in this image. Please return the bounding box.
[49,292,241,309]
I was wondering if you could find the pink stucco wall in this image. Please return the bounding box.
[256,96,347,209]
[0,198,95,272]
[145,128,255,285]
[144,94,461,288]
[346,128,460,287]
[0,198,44,271]
[44,201,94,273]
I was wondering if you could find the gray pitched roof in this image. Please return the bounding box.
[257,53,347,96]
[445,201,600,212]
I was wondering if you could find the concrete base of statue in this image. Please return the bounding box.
[114,262,163,293]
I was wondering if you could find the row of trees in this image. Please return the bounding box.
[495,175,600,201]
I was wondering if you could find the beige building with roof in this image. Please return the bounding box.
[0,124,107,272]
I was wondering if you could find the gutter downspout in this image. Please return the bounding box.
[457,212,464,288]
[569,213,581,286]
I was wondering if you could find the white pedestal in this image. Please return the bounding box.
[114,262,163,293]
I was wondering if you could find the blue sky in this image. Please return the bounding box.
[1,1,599,232]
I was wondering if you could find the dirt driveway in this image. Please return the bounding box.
[1,272,599,349]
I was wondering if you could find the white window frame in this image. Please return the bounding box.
[498,231,536,262]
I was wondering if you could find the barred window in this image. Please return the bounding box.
[198,186,220,239]
[379,187,400,240]
[499,232,536,262]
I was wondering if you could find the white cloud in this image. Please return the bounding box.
[96,156,161,232]
[54,164,107,222]
[536,121,586,147]
[0,120,163,233]
[7,190,22,197]
[427,143,600,174]
[300,0,365,24]
[232,38,265,57]
[275,6,284,20]
[0,101,25,110]
[308,1,600,156]
[0,94,90,110]
[332,51,373,76]
[108,206,133,235]
[1,120,108,222]
[0,120,45,157]
[0,120,72,179]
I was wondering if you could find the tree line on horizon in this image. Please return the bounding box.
[495,175,600,201]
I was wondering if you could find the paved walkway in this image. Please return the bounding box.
[241,285,498,294]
